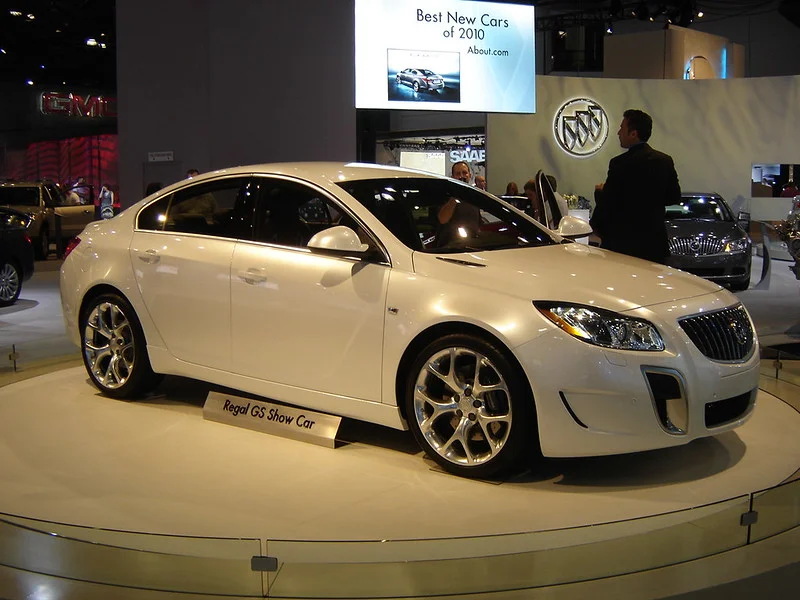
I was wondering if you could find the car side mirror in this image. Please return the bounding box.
[307,225,369,254]
[556,215,592,239]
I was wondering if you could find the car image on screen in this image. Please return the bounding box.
[59,163,760,480]
[396,68,445,93]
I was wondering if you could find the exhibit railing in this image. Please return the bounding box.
[0,479,797,598]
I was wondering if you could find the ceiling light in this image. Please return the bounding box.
[697,11,704,18]
[9,10,22,17]
[26,13,35,20]
[26,80,33,86]
[86,38,98,46]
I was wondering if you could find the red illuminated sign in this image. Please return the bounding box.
[40,92,117,118]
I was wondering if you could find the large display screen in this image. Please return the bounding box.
[355,0,535,114]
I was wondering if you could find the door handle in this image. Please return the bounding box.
[239,268,267,285]
[138,249,160,264]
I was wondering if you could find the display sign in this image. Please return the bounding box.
[355,0,535,113]
[147,151,174,163]
[39,92,117,118]
[203,391,342,448]
[553,98,610,157]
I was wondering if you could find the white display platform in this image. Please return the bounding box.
[1,367,799,543]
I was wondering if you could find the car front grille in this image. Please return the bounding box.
[669,236,724,255]
[678,304,754,361]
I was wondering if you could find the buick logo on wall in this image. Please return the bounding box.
[554,98,609,157]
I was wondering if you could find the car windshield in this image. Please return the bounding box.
[0,187,39,207]
[665,196,732,222]
[338,177,557,253]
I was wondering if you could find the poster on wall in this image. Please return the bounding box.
[355,0,535,113]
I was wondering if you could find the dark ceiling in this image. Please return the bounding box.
[0,0,115,89]
[0,1,792,90]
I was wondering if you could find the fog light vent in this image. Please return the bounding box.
[644,369,688,435]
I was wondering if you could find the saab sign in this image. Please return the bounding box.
[39,92,117,118]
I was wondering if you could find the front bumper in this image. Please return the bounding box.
[665,251,751,286]
[514,295,760,458]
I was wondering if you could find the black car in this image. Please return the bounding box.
[0,207,35,306]
[665,192,752,292]
[395,68,445,92]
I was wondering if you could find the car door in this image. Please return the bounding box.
[131,176,256,370]
[50,184,94,239]
[229,175,389,402]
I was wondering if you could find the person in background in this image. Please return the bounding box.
[70,176,91,204]
[186,168,200,179]
[591,108,680,263]
[474,174,487,190]
[98,183,115,219]
[781,180,799,197]
[523,178,545,224]
[437,161,481,247]
[505,181,519,196]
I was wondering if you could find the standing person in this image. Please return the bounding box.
[474,174,487,190]
[98,183,115,219]
[591,109,680,263]
[70,176,91,204]
[505,181,519,196]
[186,168,200,179]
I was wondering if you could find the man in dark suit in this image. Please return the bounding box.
[590,109,681,263]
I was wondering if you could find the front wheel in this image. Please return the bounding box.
[80,293,162,398]
[405,334,536,478]
[413,81,420,92]
[0,261,21,306]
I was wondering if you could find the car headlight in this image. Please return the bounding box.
[724,237,750,253]
[534,302,665,351]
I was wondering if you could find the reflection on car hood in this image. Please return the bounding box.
[414,243,722,312]
[666,220,743,239]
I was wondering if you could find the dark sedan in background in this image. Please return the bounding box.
[665,193,752,292]
[0,207,35,306]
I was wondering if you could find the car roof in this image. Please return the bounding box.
[175,162,443,187]
[681,192,722,198]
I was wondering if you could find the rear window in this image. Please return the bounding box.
[0,187,40,207]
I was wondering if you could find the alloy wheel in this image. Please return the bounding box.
[0,263,20,304]
[83,301,136,390]
[413,347,512,467]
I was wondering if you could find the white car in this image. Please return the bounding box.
[59,163,760,479]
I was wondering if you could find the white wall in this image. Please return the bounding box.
[487,74,800,219]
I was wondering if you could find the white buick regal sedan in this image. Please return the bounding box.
[60,163,760,478]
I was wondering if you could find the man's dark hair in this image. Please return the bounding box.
[545,174,557,192]
[451,160,470,176]
[623,109,653,142]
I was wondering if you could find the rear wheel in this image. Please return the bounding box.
[80,293,162,398]
[405,333,536,479]
[0,261,21,307]
[34,228,49,260]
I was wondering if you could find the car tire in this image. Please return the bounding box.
[35,228,49,260]
[405,333,537,479]
[80,293,162,399]
[413,81,420,92]
[0,260,22,307]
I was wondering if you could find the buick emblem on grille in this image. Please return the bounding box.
[729,319,748,345]
[690,238,701,252]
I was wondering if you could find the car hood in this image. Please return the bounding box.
[413,243,724,312]
[666,220,744,239]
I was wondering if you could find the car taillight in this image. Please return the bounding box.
[23,233,32,245]
[63,236,81,258]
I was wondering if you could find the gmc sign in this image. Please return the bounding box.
[40,92,117,118]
